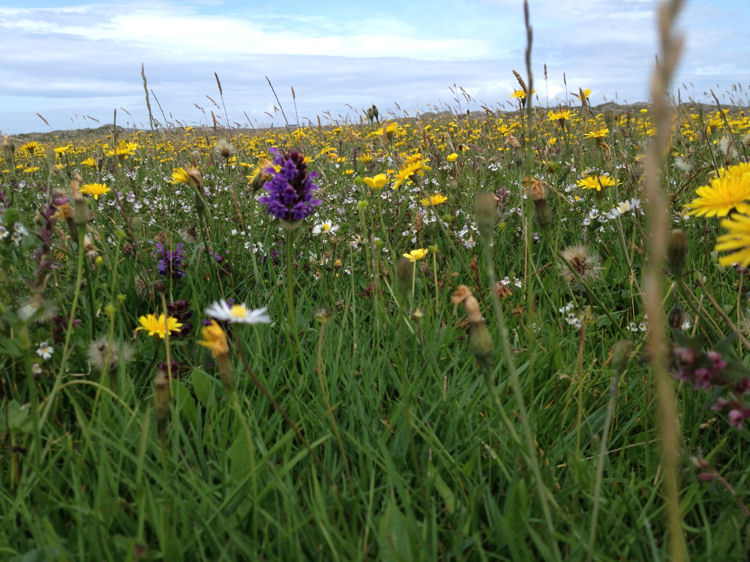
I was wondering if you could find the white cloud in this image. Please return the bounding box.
[0,1,748,133]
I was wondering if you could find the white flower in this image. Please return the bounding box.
[312,221,339,236]
[36,341,53,360]
[205,300,271,324]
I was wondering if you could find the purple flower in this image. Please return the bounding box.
[728,409,746,429]
[153,242,186,279]
[258,149,321,222]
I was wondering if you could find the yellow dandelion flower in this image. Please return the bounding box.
[420,193,448,207]
[584,128,609,139]
[686,163,750,217]
[135,313,183,339]
[80,183,110,200]
[446,153,459,162]
[577,175,616,191]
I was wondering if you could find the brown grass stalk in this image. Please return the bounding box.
[642,0,688,560]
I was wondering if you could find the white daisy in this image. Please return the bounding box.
[312,221,339,236]
[205,300,271,324]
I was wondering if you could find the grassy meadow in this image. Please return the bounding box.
[2,72,750,559]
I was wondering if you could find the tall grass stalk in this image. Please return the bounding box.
[643,0,688,559]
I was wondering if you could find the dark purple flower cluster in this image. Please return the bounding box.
[672,347,728,390]
[672,345,750,429]
[153,242,186,279]
[166,299,193,338]
[258,148,321,222]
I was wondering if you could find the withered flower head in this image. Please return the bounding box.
[560,245,602,283]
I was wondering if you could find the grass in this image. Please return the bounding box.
[2,40,750,560]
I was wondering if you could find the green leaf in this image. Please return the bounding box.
[0,338,22,357]
[428,462,456,514]
[1,400,31,433]
[230,430,252,482]
[191,368,214,406]
[377,493,412,562]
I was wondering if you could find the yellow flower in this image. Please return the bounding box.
[584,128,609,139]
[80,183,110,200]
[548,110,573,122]
[510,90,527,100]
[420,193,448,207]
[392,154,430,189]
[446,152,458,162]
[716,214,750,267]
[135,313,183,339]
[363,173,388,189]
[171,167,191,184]
[577,175,616,191]
[403,248,429,262]
[198,320,229,358]
[171,166,202,188]
[81,157,97,168]
[686,163,750,217]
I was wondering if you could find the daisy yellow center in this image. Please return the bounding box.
[230,304,248,317]
[322,223,331,231]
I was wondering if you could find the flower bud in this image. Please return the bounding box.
[396,258,413,302]
[668,302,686,330]
[475,191,497,237]
[533,199,553,227]
[667,230,688,280]
[313,306,334,325]
[469,321,494,373]
[612,340,633,372]
[154,370,170,428]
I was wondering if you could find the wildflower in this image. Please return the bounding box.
[171,166,203,189]
[88,337,134,372]
[402,248,429,262]
[166,299,194,337]
[80,183,110,200]
[420,193,448,207]
[249,159,275,192]
[153,242,186,279]
[392,153,430,189]
[312,220,339,236]
[258,149,321,223]
[204,300,271,324]
[198,319,229,358]
[214,139,236,160]
[715,214,750,267]
[510,89,527,100]
[686,163,750,217]
[36,341,53,360]
[559,245,602,283]
[548,109,573,122]
[605,198,640,219]
[363,173,388,189]
[32,363,42,375]
[584,128,609,139]
[135,313,183,339]
[577,174,616,191]
[446,153,459,162]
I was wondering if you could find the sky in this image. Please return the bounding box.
[1,0,748,134]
